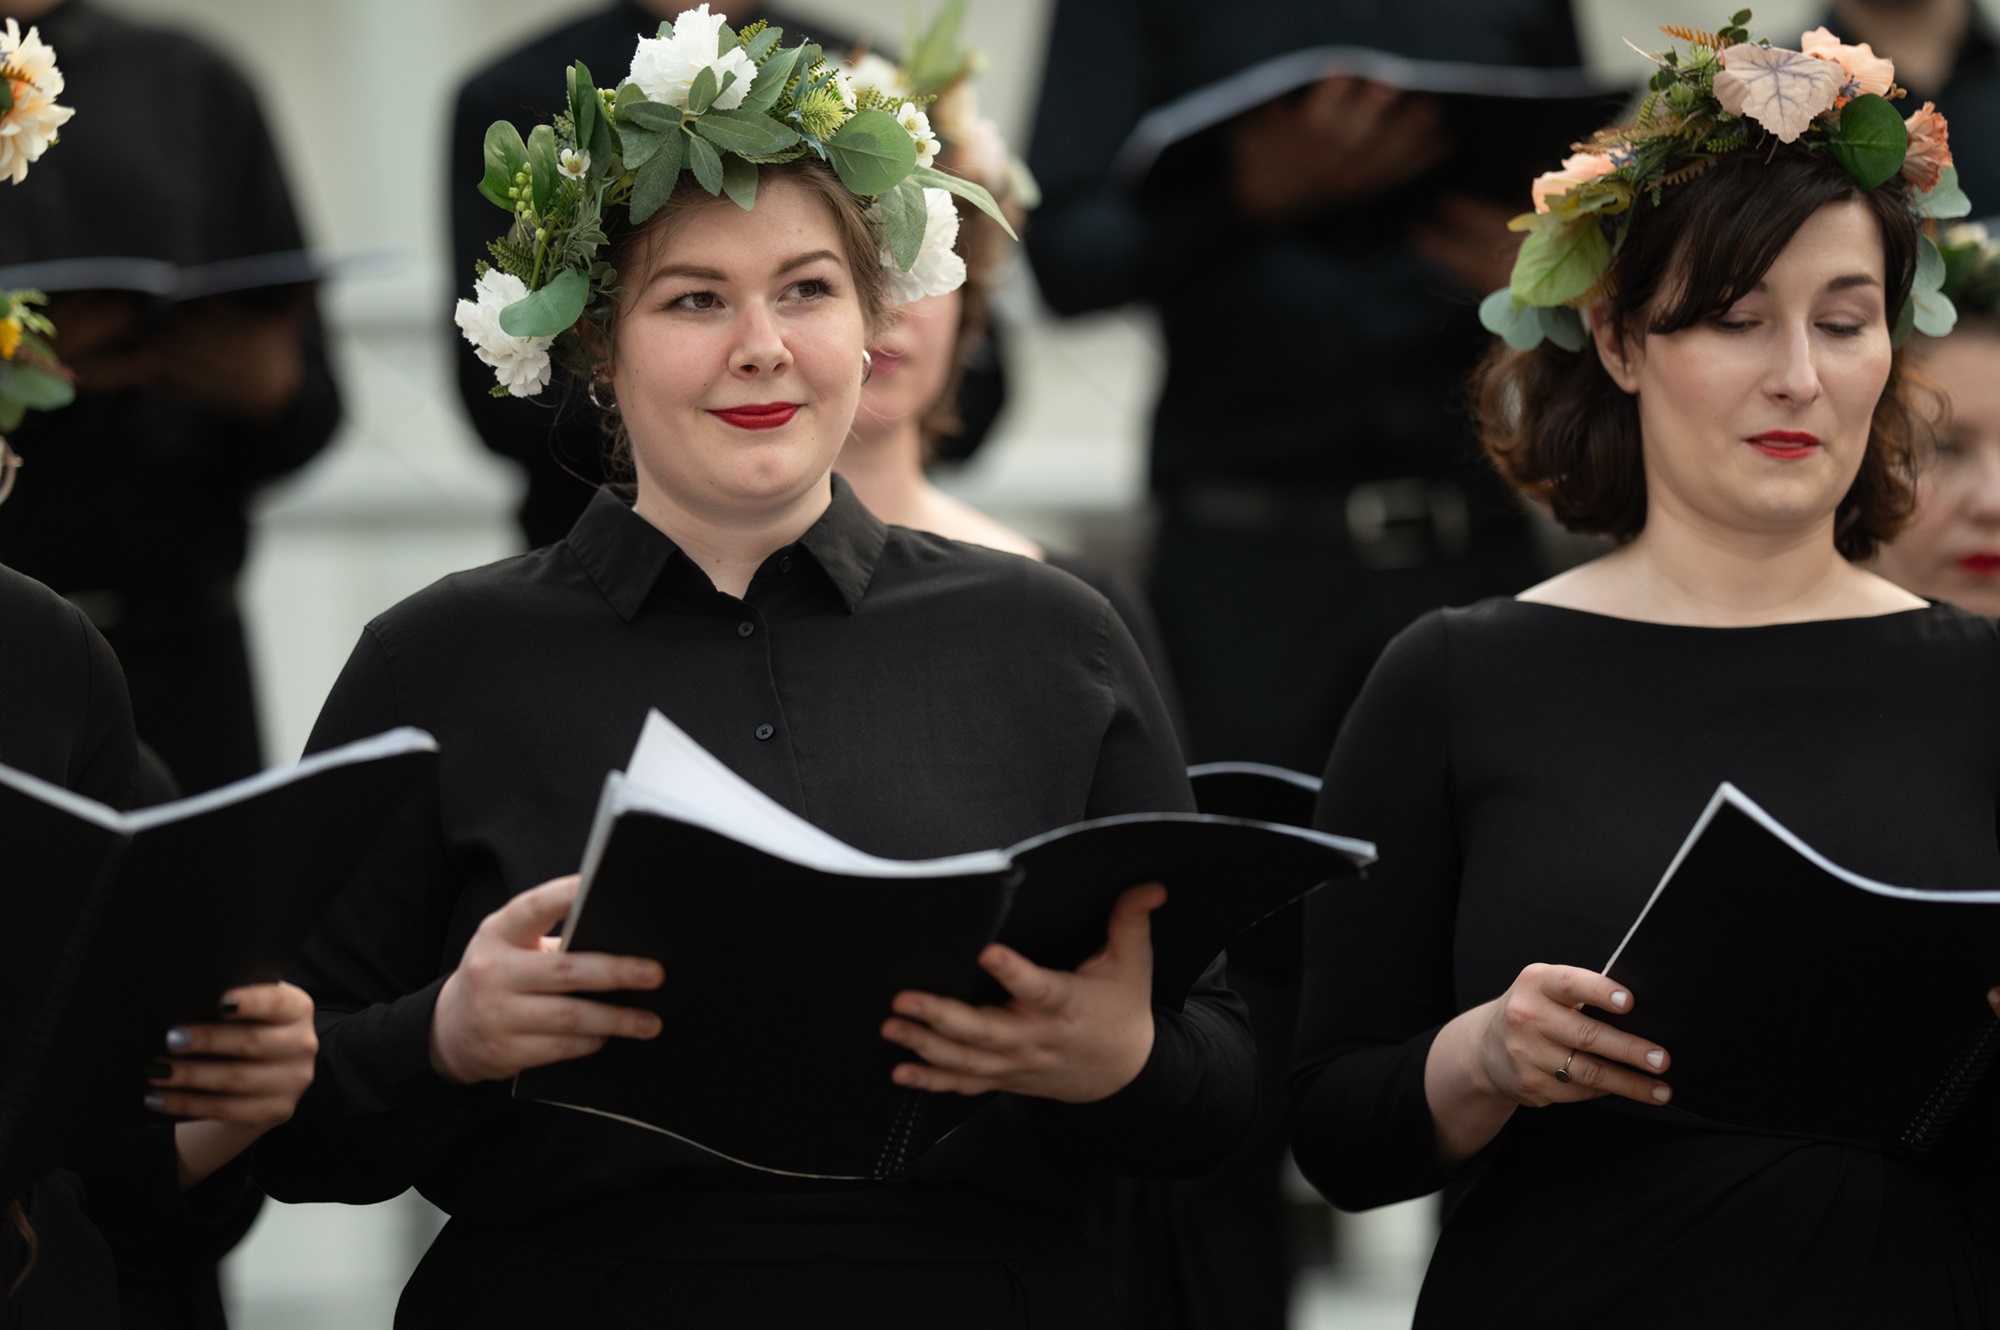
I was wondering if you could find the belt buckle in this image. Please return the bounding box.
[1343,479,1470,570]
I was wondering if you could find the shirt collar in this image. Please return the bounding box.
[564,476,887,620]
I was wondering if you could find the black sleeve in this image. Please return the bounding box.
[252,626,473,1205]
[1022,600,1257,1178]
[1289,611,1466,1210]
[68,603,140,811]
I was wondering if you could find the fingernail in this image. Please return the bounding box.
[1646,1049,1664,1069]
[144,1061,173,1081]
[1651,1085,1672,1103]
[165,1028,193,1053]
[218,995,240,1017]
[143,1093,167,1113]
[1610,990,1630,1010]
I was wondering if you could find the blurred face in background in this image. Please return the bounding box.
[610,176,869,523]
[1875,325,2000,613]
[851,289,963,445]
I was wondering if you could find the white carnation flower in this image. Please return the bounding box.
[1944,221,1991,249]
[878,187,965,304]
[628,4,756,112]
[844,52,906,101]
[558,147,590,180]
[833,68,857,112]
[454,270,554,398]
[894,102,938,169]
[0,20,75,186]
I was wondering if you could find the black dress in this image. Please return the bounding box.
[1291,598,2000,1326]
[256,481,1256,1328]
[0,564,255,1330]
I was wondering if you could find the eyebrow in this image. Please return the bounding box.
[1749,273,1881,294]
[645,250,843,285]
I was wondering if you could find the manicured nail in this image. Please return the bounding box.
[165,1028,193,1053]
[218,995,240,1017]
[1646,1049,1664,1069]
[1610,990,1629,1010]
[144,1061,173,1081]
[1651,1085,1672,1103]
[143,1093,167,1113]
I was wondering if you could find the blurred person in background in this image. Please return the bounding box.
[1875,223,2000,612]
[1820,0,1998,214]
[0,0,341,799]
[450,0,1012,550]
[1023,2,1583,1324]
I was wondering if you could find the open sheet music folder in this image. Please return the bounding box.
[513,710,1374,1180]
[1603,783,2000,1155]
[0,729,438,1201]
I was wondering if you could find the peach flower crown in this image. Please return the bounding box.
[1482,9,1967,354]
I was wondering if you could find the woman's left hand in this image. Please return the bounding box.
[146,982,318,1189]
[881,883,1163,1104]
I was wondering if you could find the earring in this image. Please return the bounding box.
[860,349,873,387]
[587,378,617,411]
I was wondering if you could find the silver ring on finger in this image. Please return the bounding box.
[1553,1051,1577,1085]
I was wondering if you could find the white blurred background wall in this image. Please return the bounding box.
[77,0,1981,1324]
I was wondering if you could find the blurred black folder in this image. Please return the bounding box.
[0,248,395,303]
[1604,783,2000,1154]
[513,711,1374,1180]
[0,729,438,1201]
[1189,761,1322,828]
[1115,46,1631,205]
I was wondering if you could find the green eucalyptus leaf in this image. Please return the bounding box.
[1913,165,1973,220]
[718,22,736,55]
[0,398,23,433]
[526,123,561,211]
[614,81,647,114]
[742,45,802,113]
[1917,231,1947,292]
[688,66,720,116]
[621,100,683,132]
[1829,94,1908,192]
[877,177,928,271]
[498,267,590,338]
[620,123,666,170]
[1912,285,1959,337]
[904,0,968,94]
[1539,305,1587,352]
[629,129,686,221]
[910,164,1018,239]
[688,131,725,195]
[479,121,530,210]
[825,109,919,196]
[742,26,781,63]
[693,107,800,157]
[1478,287,1548,351]
[1510,215,1610,309]
[0,362,75,412]
[721,153,759,210]
[569,62,599,149]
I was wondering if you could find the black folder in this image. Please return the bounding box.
[1188,761,1322,828]
[0,729,438,1201]
[1603,783,2000,1154]
[0,249,397,304]
[513,712,1374,1179]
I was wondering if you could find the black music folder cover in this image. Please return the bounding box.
[0,729,438,1200]
[514,711,1374,1180]
[1603,782,2000,1155]
[1188,761,1322,828]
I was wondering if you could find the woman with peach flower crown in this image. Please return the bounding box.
[1290,14,2000,1325]
[253,10,1251,1328]
[1875,222,2000,614]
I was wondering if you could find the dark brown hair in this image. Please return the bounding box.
[916,197,1010,450]
[1472,144,1928,559]
[586,158,889,481]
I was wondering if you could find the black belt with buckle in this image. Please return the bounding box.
[1169,478,1509,570]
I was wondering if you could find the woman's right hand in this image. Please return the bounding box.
[1425,964,1673,1167]
[429,875,665,1085]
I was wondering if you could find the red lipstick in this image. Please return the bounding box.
[1959,553,2000,577]
[1747,430,1821,460]
[710,402,800,430]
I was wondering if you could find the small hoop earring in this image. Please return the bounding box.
[587,378,617,411]
[860,349,873,387]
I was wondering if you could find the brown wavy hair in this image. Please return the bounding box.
[1472,145,1931,560]
[6,1199,35,1309]
[586,159,891,482]
[916,197,1011,452]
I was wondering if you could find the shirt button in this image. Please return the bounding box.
[778,556,792,573]
[737,621,755,638]
[754,723,775,741]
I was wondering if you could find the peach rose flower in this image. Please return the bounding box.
[1799,26,1896,103]
[1902,101,1953,192]
[1531,152,1616,213]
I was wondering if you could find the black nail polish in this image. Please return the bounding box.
[218,995,240,1017]
[144,1061,173,1081]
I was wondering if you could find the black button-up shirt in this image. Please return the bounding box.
[259,480,1254,1276]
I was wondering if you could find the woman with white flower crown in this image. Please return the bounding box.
[1290,13,2000,1325]
[255,10,1253,1327]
